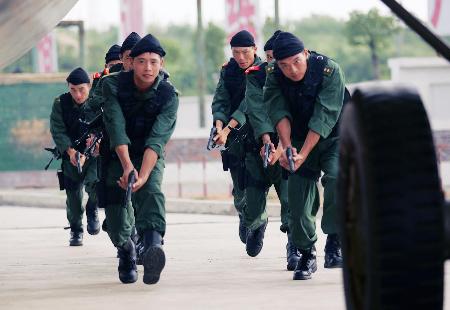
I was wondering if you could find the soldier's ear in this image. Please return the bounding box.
[160,56,164,67]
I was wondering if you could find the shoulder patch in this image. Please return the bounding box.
[245,65,260,75]
[93,72,101,79]
[102,68,110,75]
[323,66,334,76]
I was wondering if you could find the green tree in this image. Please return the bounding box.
[204,22,226,92]
[85,26,119,72]
[2,50,33,73]
[345,8,399,80]
[262,17,278,40]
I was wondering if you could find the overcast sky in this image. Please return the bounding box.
[63,0,430,30]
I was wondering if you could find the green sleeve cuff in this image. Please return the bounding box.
[213,112,228,125]
[231,110,246,126]
[57,143,71,155]
[144,144,163,159]
[309,118,332,138]
[109,138,131,150]
[271,110,292,127]
[255,124,275,140]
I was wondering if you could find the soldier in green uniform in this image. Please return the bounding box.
[90,33,141,99]
[242,30,300,270]
[212,30,291,262]
[265,32,346,280]
[211,30,253,245]
[263,30,281,63]
[50,67,100,246]
[105,44,122,69]
[84,33,142,211]
[118,32,142,72]
[101,34,178,285]
[91,44,122,90]
[89,32,141,110]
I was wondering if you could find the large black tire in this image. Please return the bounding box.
[338,85,445,310]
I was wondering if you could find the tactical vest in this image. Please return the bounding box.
[109,63,124,73]
[117,71,175,158]
[223,58,246,114]
[274,52,350,141]
[60,93,86,152]
[244,62,277,149]
[273,52,327,141]
[92,68,110,90]
[247,62,268,89]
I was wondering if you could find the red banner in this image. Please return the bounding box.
[225,0,260,44]
[428,0,450,35]
[36,32,58,73]
[120,0,144,41]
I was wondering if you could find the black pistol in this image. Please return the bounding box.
[263,143,270,169]
[286,147,295,173]
[76,151,82,174]
[206,127,217,150]
[124,171,136,208]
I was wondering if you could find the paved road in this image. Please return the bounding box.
[0,205,346,310]
[1,205,449,310]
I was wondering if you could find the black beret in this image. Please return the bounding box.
[66,67,90,85]
[130,33,166,58]
[105,44,121,63]
[273,31,305,61]
[120,32,141,54]
[264,30,282,51]
[230,30,255,47]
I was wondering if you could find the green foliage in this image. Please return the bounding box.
[2,9,442,87]
[147,22,225,95]
[346,9,399,48]
[2,51,33,73]
[274,11,436,83]
[147,24,197,95]
[85,26,119,72]
[345,8,399,79]
[262,17,278,40]
[204,22,226,92]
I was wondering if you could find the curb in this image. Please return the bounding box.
[0,189,286,217]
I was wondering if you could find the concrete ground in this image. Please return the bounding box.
[1,204,450,310]
[0,205,346,310]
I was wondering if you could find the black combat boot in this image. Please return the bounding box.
[135,231,144,266]
[140,230,166,285]
[324,234,343,268]
[117,238,137,284]
[69,227,83,246]
[286,233,301,271]
[293,246,317,280]
[238,213,247,244]
[246,219,268,257]
[101,219,108,232]
[131,226,139,244]
[85,199,100,235]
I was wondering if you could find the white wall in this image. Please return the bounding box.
[172,95,214,139]
[388,57,450,186]
[388,57,450,130]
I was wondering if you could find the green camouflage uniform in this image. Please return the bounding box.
[266,54,345,250]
